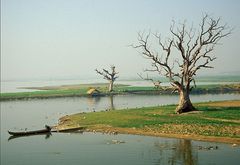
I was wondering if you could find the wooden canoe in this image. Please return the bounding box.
[8,125,51,136]
[8,132,52,141]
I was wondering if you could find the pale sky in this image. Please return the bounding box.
[1,0,240,81]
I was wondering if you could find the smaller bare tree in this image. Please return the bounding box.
[96,65,119,92]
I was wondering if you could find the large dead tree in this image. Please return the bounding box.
[95,65,119,92]
[133,14,231,114]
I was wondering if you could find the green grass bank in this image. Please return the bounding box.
[56,100,240,144]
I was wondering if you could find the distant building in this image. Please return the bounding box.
[87,88,100,96]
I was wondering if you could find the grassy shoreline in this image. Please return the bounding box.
[1,83,239,101]
[55,100,240,144]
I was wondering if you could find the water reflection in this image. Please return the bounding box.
[87,96,101,111]
[172,140,197,165]
[109,95,115,110]
[87,95,115,111]
[88,96,101,105]
[154,139,197,165]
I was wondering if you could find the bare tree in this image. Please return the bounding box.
[133,14,231,114]
[95,65,119,92]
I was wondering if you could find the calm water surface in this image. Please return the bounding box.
[2,132,240,165]
[1,94,240,164]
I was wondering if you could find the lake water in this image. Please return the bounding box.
[2,132,240,165]
[1,94,240,164]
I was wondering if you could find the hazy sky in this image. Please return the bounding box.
[1,0,240,80]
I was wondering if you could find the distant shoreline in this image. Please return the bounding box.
[1,83,239,101]
[1,75,240,93]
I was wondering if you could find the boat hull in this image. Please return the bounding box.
[8,125,51,136]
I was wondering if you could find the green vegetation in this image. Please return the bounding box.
[0,83,239,101]
[191,83,240,94]
[0,83,125,101]
[57,100,240,141]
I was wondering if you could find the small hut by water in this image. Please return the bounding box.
[87,88,100,96]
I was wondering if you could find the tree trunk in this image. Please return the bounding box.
[175,89,195,114]
[108,80,113,92]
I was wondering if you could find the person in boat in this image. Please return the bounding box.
[45,125,51,131]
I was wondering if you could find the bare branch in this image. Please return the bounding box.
[96,65,119,81]
[188,14,231,77]
[133,14,231,96]
[133,32,179,82]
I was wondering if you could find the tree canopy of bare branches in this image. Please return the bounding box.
[133,14,231,113]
